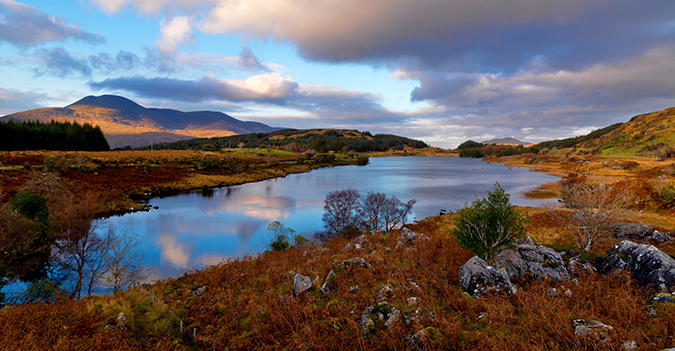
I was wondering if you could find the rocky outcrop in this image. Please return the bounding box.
[459,256,516,296]
[320,270,335,296]
[344,235,369,251]
[395,228,430,250]
[360,302,400,336]
[293,273,312,296]
[606,241,675,292]
[611,223,671,243]
[572,319,613,343]
[494,241,570,283]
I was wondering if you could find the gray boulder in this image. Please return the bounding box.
[606,240,675,292]
[611,223,671,244]
[342,257,372,269]
[494,242,570,283]
[293,273,312,296]
[116,312,129,329]
[320,270,335,296]
[459,256,516,296]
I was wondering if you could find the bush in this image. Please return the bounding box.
[265,221,297,251]
[451,182,528,262]
[459,148,484,158]
[356,155,369,165]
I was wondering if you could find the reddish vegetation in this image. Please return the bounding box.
[1,215,675,350]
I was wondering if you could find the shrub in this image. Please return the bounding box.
[356,155,369,165]
[265,221,296,251]
[459,148,484,158]
[451,182,528,262]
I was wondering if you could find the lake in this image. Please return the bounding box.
[102,156,559,281]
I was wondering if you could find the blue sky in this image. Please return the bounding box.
[1,0,675,148]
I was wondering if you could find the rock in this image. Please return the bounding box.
[606,241,675,292]
[395,228,430,250]
[293,273,312,296]
[404,327,441,350]
[303,247,331,258]
[360,302,401,336]
[406,297,419,306]
[546,286,572,298]
[320,270,335,296]
[649,293,675,304]
[611,223,671,244]
[342,257,372,269]
[192,285,207,296]
[567,257,596,277]
[116,312,128,329]
[494,241,570,283]
[573,319,613,342]
[459,256,517,297]
[622,340,638,351]
[344,235,369,251]
[375,284,395,301]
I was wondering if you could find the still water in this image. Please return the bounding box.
[103,156,559,280]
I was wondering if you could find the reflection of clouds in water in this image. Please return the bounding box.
[218,195,298,221]
[197,254,228,266]
[236,218,266,242]
[157,234,191,268]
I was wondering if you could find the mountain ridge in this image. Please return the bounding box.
[3,95,281,148]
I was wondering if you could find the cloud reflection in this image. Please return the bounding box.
[157,234,191,268]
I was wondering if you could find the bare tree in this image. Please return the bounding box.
[382,196,416,231]
[546,179,633,251]
[361,191,387,232]
[322,189,363,238]
[52,193,145,297]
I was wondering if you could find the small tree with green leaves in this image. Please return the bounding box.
[451,182,528,262]
[265,221,304,251]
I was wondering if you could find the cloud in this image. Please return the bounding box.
[0,0,104,48]
[89,72,299,102]
[91,0,216,16]
[156,16,193,52]
[198,0,675,69]
[0,88,51,115]
[33,47,92,78]
[238,46,269,73]
[157,234,191,268]
[89,50,141,71]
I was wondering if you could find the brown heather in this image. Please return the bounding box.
[1,213,675,350]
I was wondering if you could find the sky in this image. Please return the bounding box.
[1,0,674,148]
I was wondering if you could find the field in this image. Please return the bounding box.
[0,149,365,215]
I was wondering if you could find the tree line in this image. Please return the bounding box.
[143,129,428,153]
[0,119,110,151]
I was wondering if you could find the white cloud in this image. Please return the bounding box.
[157,16,193,52]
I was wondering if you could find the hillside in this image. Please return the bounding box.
[147,128,429,153]
[480,137,529,146]
[2,95,281,148]
[578,107,675,157]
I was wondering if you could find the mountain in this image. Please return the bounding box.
[2,95,281,148]
[481,137,530,146]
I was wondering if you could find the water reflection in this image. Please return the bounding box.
[103,157,560,280]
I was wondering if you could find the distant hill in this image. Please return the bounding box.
[147,128,429,153]
[2,95,281,148]
[480,137,530,146]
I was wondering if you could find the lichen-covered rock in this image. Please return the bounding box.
[320,270,335,296]
[303,247,331,258]
[360,302,401,336]
[459,256,516,296]
[611,223,672,244]
[567,257,596,277]
[192,285,207,296]
[375,284,395,301]
[293,273,312,296]
[395,228,430,250]
[117,312,129,329]
[342,257,372,269]
[606,240,675,292]
[573,319,613,342]
[344,235,369,251]
[494,242,570,283]
[649,293,675,304]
